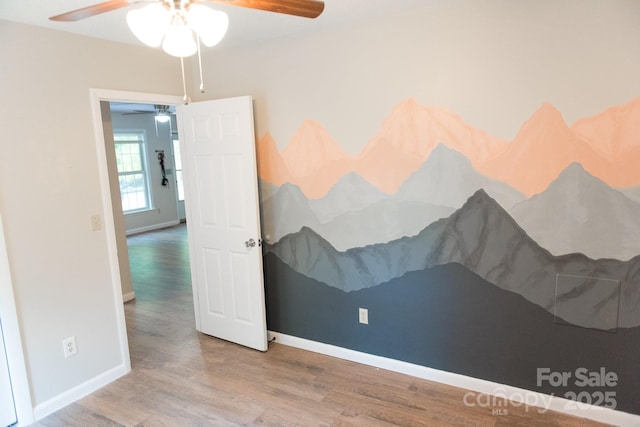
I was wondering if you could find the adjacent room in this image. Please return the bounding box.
[1,0,640,425]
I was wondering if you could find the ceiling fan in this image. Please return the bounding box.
[50,0,324,99]
[122,104,175,122]
[50,0,325,22]
[50,0,324,56]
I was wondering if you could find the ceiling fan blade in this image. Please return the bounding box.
[49,0,130,22]
[208,0,324,19]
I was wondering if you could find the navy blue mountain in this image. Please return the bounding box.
[263,254,640,416]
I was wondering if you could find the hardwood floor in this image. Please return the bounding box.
[35,224,609,426]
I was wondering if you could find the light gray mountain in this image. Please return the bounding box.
[394,144,526,209]
[510,162,640,261]
[317,200,454,250]
[308,173,388,223]
[261,144,525,249]
[618,185,640,204]
[260,183,321,244]
[258,179,279,201]
[261,182,453,248]
[267,190,640,329]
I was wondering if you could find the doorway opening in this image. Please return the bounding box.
[106,100,188,308]
[90,89,186,372]
[91,90,268,373]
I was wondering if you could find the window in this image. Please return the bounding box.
[173,138,185,201]
[114,132,152,212]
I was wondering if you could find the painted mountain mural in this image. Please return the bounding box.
[257,96,640,416]
[261,144,525,250]
[266,190,640,330]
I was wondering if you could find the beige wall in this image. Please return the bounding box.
[195,0,640,155]
[0,19,181,407]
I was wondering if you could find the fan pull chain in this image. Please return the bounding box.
[197,36,205,93]
[180,56,188,104]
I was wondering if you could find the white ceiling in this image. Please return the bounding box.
[0,0,428,50]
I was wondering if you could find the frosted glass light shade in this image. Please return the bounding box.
[155,114,171,123]
[162,23,197,57]
[126,3,170,47]
[187,5,228,47]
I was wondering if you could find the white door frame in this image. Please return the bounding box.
[0,210,34,425]
[89,88,184,375]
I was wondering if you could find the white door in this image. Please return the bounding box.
[0,321,16,427]
[177,96,267,351]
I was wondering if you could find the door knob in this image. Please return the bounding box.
[245,238,256,248]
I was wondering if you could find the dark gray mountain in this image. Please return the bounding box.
[510,162,640,260]
[267,190,640,329]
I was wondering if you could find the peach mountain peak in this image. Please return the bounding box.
[476,102,609,196]
[281,120,351,177]
[571,96,640,162]
[361,97,508,163]
[277,120,353,199]
[257,97,640,198]
[256,133,292,186]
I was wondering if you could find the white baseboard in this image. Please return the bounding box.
[122,291,135,303]
[125,220,180,236]
[269,332,640,427]
[33,363,129,422]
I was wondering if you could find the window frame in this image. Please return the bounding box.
[114,130,154,214]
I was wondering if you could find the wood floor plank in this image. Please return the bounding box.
[33,224,612,426]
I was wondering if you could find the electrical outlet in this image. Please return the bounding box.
[359,308,369,325]
[63,336,77,358]
[90,214,102,231]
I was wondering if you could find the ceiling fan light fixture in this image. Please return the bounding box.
[126,3,170,47]
[162,18,197,57]
[155,113,171,123]
[187,5,229,47]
